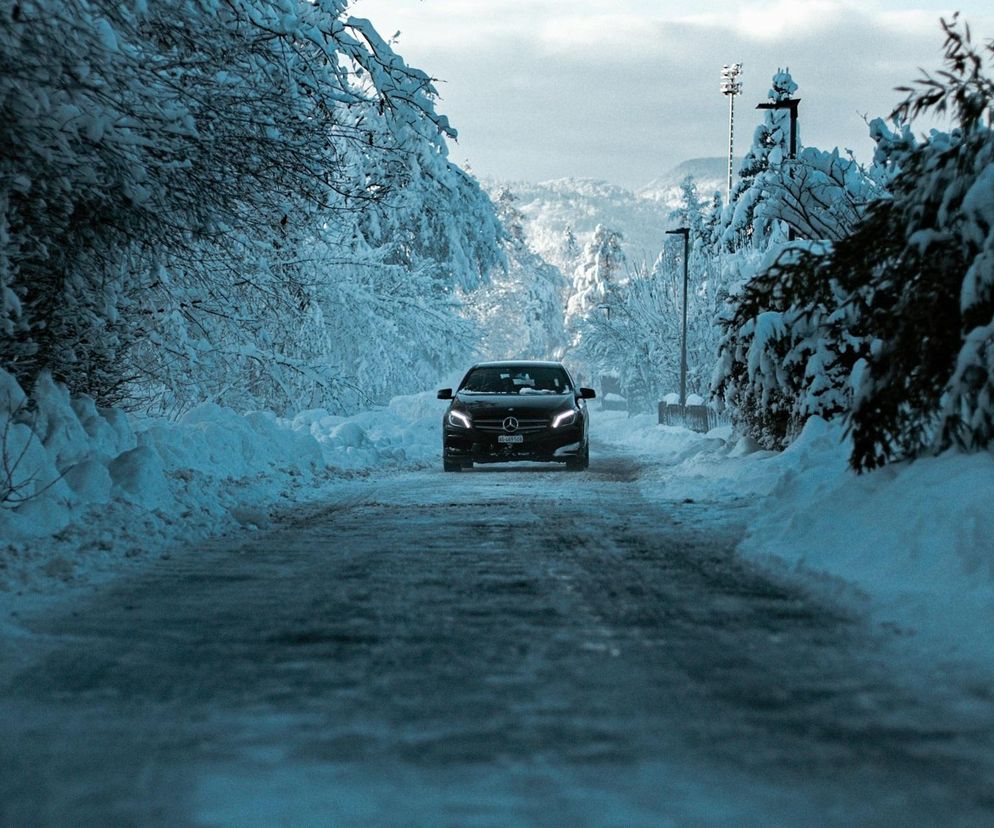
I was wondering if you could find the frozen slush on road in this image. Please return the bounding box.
[4,397,994,826]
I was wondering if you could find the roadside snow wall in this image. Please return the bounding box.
[738,417,994,664]
[0,370,442,590]
[598,411,994,667]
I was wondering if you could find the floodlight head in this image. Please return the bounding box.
[720,62,743,96]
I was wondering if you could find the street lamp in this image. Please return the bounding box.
[755,96,800,159]
[665,227,690,407]
[720,63,743,203]
[756,95,800,241]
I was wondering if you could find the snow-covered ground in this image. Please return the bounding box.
[4,370,992,676]
[596,410,994,670]
[0,369,445,614]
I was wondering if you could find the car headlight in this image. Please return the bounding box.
[552,410,576,428]
[448,409,472,428]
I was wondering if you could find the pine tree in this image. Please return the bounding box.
[725,69,800,248]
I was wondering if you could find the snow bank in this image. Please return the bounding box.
[289,391,440,470]
[738,418,994,664]
[597,409,994,667]
[0,371,443,596]
[594,409,781,502]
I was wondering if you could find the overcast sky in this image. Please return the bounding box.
[352,1,994,188]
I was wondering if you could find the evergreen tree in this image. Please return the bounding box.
[725,69,800,248]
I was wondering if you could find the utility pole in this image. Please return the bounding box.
[665,227,690,406]
[720,63,743,203]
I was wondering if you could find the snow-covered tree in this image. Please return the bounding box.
[0,0,502,415]
[724,68,800,248]
[577,262,677,411]
[715,16,994,467]
[566,224,626,329]
[711,63,915,450]
[468,188,567,361]
[742,69,799,176]
[559,225,582,272]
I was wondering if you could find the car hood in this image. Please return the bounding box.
[454,393,573,415]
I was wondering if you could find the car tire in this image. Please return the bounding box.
[566,445,589,472]
[443,459,462,472]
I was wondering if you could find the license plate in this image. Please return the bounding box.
[498,435,524,444]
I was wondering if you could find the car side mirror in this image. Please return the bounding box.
[437,388,453,400]
[579,387,596,399]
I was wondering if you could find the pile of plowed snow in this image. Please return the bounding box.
[0,369,443,592]
[596,409,994,667]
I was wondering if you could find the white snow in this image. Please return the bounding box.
[0,370,442,603]
[739,418,994,665]
[595,410,994,670]
[5,370,992,677]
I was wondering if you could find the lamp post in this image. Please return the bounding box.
[755,96,800,159]
[756,96,800,240]
[665,227,690,406]
[720,63,743,203]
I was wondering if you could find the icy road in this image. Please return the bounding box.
[3,448,994,826]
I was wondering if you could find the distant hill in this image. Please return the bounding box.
[487,177,670,267]
[638,157,733,208]
[486,160,740,269]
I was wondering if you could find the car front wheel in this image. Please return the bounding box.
[566,445,589,471]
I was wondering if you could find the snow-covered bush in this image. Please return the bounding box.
[713,242,867,449]
[716,18,994,469]
[830,42,994,466]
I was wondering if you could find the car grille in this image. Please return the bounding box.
[473,417,549,434]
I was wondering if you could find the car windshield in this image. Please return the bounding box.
[460,366,572,395]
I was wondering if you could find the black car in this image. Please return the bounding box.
[437,361,595,472]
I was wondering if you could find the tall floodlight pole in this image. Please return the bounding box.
[666,227,690,406]
[720,63,743,203]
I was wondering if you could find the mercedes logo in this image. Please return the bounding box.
[502,416,519,433]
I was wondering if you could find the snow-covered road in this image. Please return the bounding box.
[3,444,994,826]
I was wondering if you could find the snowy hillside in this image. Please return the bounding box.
[487,177,671,269]
[490,160,732,270]
[638,157,731,207]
